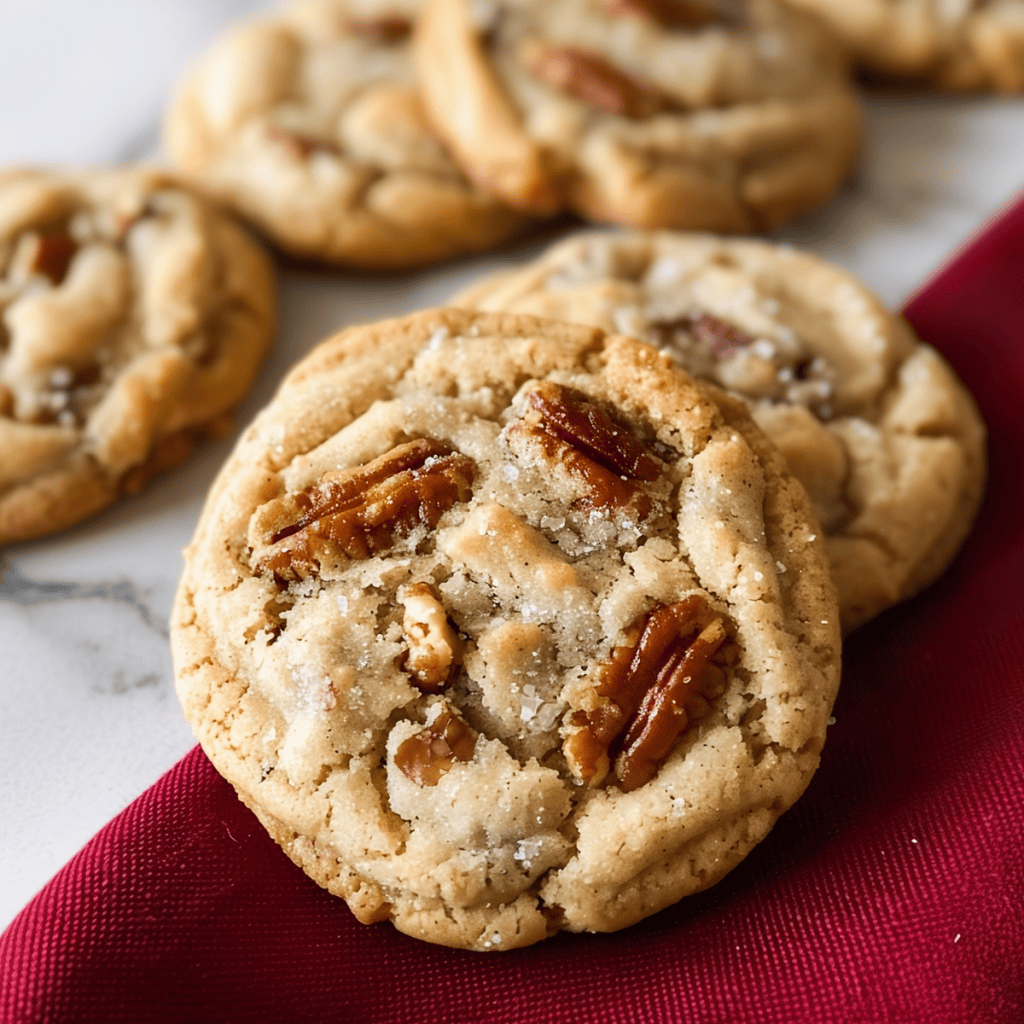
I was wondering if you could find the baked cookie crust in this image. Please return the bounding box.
[0,166,275,545]
[414,0,862,231]
[451,231,987,632]
[164,0,522,268]
[781,0,1024,92]
[171,307,841,951]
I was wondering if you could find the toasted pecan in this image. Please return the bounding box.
[523,43,669,119]
[602,0,724,29]
[564,595,729,792]
[505,381,660,519]
[343,15,413,43]
[30,230,77,285]
[651,310,756,358]
[394,705,477,786]
[253,438,475,581]
[399,583,464,692]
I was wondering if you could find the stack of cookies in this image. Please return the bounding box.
[2,0,1003,952]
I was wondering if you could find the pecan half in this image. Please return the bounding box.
[344,16,413,43]
[399,583,464,692]
[395,705,476,786]
[652,311,755,359]
[524,43,669,119]
[505,381,660,519]
[602,0,723,29]
[31,230,76,285]
[253,438,475,582]
[689,312,756,357]
[266,125,339,160]
[564,595,729,792]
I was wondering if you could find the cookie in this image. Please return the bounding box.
[171,307,841,951]
[780,0,1024,92]
[413,0,862,231]
[164,0,523,269]
[451,231,987,632]
[0,166,276,545]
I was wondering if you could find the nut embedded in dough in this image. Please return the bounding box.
[400,582,465,691]
[564,594,730,791]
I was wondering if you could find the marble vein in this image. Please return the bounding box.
[0,555,166,635]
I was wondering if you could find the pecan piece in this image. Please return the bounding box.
[524,43,669,119]
[689,312,756,358]
[344,16,413,43]
[652,310,755,359]
[253,438,475,582]
[602,0,723,29]
[266,125,339,160]
[395,705,476,786]
[505,381,660,519]
[399,583,464,692]
[564,595,729,792]
[30,230,76,285]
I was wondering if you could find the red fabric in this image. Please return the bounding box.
[4,204,1024,1024]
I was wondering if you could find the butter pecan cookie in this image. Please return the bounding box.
[171,307,841,951]
[414,0,862,231]
[164,0,522,268]
[451,231,987,632]
[781,0,1024,91]
[0,167,275,545]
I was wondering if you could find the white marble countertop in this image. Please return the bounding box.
[1,0,1022,932]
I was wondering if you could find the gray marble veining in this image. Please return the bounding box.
[1,556,163,630]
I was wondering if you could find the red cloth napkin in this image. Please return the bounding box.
[3,204,1024,1024]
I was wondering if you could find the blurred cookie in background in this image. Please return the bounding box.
[164,0,524,269]
[0,167,276,544]
[781,0,1024,92]
[415,0,863,231]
